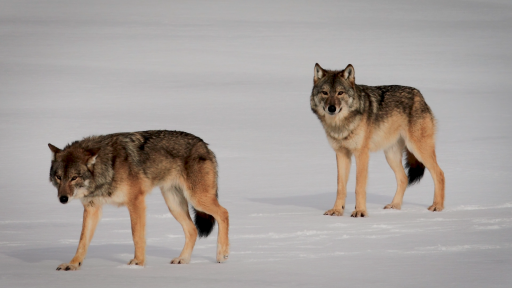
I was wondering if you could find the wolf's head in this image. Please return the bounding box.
[48,144,99,204]
[310,63,361,120]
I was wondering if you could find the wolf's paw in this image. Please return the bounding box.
[428,204,444,212]
[384,203,401,210]
[324,208,344,216]
[170,257,190,264]
[217,246,229,263]
[56,263,80,271]
[127,258,145,266]
[217,254,229,263]
[350,209,368,218]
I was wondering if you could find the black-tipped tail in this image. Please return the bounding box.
[192,207,216,238]
[404,148,425,186]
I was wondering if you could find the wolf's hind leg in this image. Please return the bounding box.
[186,169,229,262]
[325,149,351,216]
[57,203,102,271]
[184,144,229,263]
[161,184,197,264]
[383,139,407,210]
[406,118,445,211]
[189,195,229,263]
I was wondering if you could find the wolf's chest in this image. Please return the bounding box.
[325,128,364,151]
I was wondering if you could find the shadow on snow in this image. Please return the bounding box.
[4,244,215,264]
[248,192,425,210]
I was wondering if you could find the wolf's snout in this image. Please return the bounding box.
[328,105,337,113]
[59,196,69,204]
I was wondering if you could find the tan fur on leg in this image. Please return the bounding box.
[325,149,351,216]
[188,195,229,263]
[161,184,197,264]
[185,156,230,263]
[383,139,408,210]
[56,203,102,271]
[406,117,445,211]
[352,148,369,217]
[127,192,146,266]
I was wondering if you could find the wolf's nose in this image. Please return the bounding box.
[59,196,68,204]
[328,105,337,113]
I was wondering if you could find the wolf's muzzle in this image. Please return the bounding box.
[59,196,69,204]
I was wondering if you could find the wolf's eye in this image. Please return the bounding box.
[337,91,344,95]
[56,176,61,181]
[71,176,78,181]
[321,91,328,96]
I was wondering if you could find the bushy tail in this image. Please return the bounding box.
[404,148,425,186]
[191,207,216,238]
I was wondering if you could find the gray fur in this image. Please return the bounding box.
[310,66,434,138]
[49,130,216,199]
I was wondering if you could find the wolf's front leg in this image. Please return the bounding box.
[324,150,352,216]
[127,194,146,266]
[352,149,369,217]
[57,203,102,271]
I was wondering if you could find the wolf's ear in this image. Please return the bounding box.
[48,143,61,160]
[342,64,355,86]
[86,148,100,170]
[314,63,326,84]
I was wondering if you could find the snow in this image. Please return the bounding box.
[1,0,511,287]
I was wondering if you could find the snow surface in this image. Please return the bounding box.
[1,0,511,287]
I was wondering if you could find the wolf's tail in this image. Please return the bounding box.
[404,148,425,186]
[191,207,216,238]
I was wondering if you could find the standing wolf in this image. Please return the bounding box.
[48,130,229,270]
[310,64,445,217]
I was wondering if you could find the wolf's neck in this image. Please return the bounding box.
[321,113,362,140]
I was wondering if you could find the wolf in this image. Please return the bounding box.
[310,64,445,217]
[48,130,229,270]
